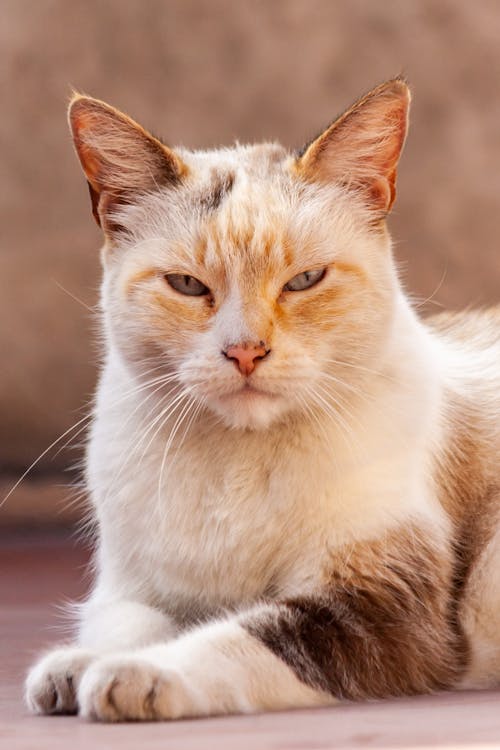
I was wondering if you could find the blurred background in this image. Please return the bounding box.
[2,0,500,527]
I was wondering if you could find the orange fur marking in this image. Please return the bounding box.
[124,268,160,297]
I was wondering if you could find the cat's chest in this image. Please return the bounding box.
[115,432,334,611]
[93,397,421,615]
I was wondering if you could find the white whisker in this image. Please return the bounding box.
[156,393,196,510]
[97,384,186,510]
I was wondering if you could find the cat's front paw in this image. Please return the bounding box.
[25,646,94,715]
[78,657,194,722]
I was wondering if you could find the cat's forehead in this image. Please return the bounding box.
[120,141,349,275]
[181,142,292,216]
[182,142,290,181]
[182,144,306,271]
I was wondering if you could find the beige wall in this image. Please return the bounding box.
[2,0,500,521]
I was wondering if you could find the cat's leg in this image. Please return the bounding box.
[78,525,466,721]
[25,596,177,715]
[78,616,335,720]
[458,525,500,688]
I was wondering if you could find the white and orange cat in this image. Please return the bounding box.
[26,79,500,721]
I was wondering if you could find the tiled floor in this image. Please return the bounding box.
[1,531,499,749]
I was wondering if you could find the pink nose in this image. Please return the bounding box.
[223,341,269,376]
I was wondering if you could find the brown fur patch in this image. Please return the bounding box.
[436,403,494,589]
[428,308,500,593]
[198,171,235,213]
[244,525,467,699]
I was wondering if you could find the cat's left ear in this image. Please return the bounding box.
[294,78,410,214]
[68,94,187,234]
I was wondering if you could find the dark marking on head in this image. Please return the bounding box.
[199,171,235,213]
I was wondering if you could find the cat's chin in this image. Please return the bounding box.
[210,387,290,431]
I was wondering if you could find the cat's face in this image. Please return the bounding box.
[70,80,409,430]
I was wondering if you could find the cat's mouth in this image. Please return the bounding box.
[241,383,268,396]
[204,379,289,429]
[221,382,277,401]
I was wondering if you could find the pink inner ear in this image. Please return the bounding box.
[69,96,189,234]
[295,79,410,214]
[368,176,394,213]
[69,105,106,192]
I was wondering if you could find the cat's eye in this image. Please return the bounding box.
[165,274,210,297]
[283,268,326,292]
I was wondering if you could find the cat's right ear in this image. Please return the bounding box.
[68,94,187,234]
[294,78,410,216]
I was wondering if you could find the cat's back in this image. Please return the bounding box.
[426,305,500,483]
[428,307,500,688]
[427,306,500,353]
[427,306,500,411]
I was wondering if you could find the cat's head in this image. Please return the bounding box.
[69,79,409,430]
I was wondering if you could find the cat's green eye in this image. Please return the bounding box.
[283,268,326,292]
[165,274,210,297]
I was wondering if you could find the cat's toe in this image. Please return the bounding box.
[25,647,94,715]
[79,657,188,722]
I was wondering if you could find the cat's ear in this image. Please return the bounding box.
[295,78,410,214]
[68,94,187,233]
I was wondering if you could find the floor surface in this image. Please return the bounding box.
[1,532,499,749]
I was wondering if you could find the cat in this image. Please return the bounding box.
[25,77,500,722]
